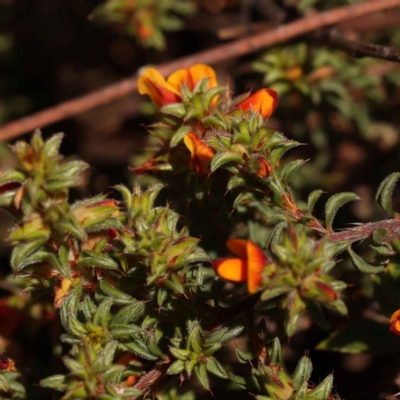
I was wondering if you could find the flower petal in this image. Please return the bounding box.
[390,309,400,323]
[167,64,218,92]
[246,241,266,293]
[227,239,248,259]
[138,67,181,107]
[213,257,247,282]
[167,68,191,91]
[256,156,272,178]
[238,88,278,119]
[188,64,218,90]
[183,132,215,176]
[390,319,400,336]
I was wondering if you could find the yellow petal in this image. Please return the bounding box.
[213,258,247,282]
[188,64,218,89]
[168,64,218,92]
[246,241,265,293]
[183,131,197,158]
[226,239,248,259]
[138,67,181,107]
[167,68,191,91]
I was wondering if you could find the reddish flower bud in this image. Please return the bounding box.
[237,88,278,119]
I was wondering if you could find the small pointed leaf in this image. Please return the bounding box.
[325,192,359,231]
[308,189,324,215]
[348,247,386,273]
[376,173,400,216]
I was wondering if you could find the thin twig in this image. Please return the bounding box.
[1,0,400,142]
[314,28,400,62]
[327,218,400,243]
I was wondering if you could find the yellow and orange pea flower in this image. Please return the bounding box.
[390,309,400,336]
[138,64,218,107]
[213,239,266,294]
[237,88,278,119]
[184,132,215,177]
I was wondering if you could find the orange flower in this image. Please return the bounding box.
[183,132,215,177]
[213,239,266,293]
[390,309,400,336]
[238,88,278,119]
[138,64,218,107]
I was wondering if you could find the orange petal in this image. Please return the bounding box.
[138,67,181,107]
[391,309,400,323]
[183,132,214,176]
[238,89,278,119]
[246,241,266,293]
[390,319,400,336]
[167,68,191,91]
[213,258,247,282]
[188,64,218,90]
[226,239,248,259]
[168,64,218,92]
[257,157,272,178]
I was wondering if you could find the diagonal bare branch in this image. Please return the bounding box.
[1,0,400,142]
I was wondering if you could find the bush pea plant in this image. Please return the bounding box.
[3,2,400,399]
[2,60,400,399]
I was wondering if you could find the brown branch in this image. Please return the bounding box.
[314,28,400,62]
[327,218,400,243]
[133,355,171,397]
[1,0,400,142]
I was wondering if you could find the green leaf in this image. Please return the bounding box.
[194,364,210,391]
[103,340,118,366]
[307,189,324,215]
[376,172,400,216]
[40,374,67,391]
[111,302,145,325]
[78,250,119,270]
[124,339,159,361]
[210,153,243,172]
[93,299,113,329]
[203,87,225,111]
[233,191,258,209]
[281,159,307,187]
[58,244,71,278]
[43,132,64,157]
[269,337,282,366]
[325,192,359,231]
[265,221,287,247]
[160,102,186,118]
[99,280,132,305]
[236,348,253,363]
[307,374,333,400]
[170,126,191,147]
[110,324,143,338]
[206,357,228,379]
[10,239,46,272]
[373,228,388,244]
[347,247,386,273]
[167,359,185,375]
[292,356,312,390]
